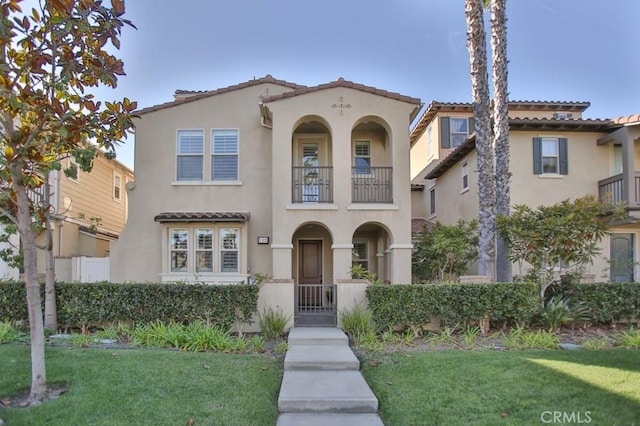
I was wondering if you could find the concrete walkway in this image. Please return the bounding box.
[276,327,384,425]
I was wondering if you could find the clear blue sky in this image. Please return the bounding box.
[89,0,640,169]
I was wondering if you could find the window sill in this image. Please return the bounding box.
[160,272,249,284]
[347,204,399,211]
[537,174,564,179]
[287,203,339,210]
[171,180,243,186]
[461,187,469,194]
[428,213,437,220]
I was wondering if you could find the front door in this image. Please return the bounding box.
[610,233,635,282]
[298,240,322,306]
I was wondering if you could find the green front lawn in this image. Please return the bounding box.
[361,350,640,426]
[0,345,282,425]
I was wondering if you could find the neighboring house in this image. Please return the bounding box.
[410,100,640,282]
[110,75,422,326]
[32,152,134,282]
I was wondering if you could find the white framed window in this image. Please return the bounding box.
[461,161,469,191]
[170,229,188,272]
[429,187,436,216]
[177,130,204,181]
[113,173,122,200]
[66,157,79,182]
[533,137,568,175]
[427,126,434,159]
[220,228,239,272]
[542,138,559,174]
[195,228,213,272]
[211,129,238,181]
[352,239,369,271]
[354,140,371,174]
[450,118,469,148]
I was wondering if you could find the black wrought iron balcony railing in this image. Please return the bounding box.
[351,166,393,203]
[292,166,333,203]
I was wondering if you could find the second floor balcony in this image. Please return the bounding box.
[291,166,394,204]
[598,172,640,210]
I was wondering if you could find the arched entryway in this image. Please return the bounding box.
[352,222,392,283]
[292,222,336,326]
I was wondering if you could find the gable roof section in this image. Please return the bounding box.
[135,75,305,116]
[410,100,593,146]
[260,77,422,108]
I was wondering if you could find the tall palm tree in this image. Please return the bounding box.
[491,0,512,282]
[465,0,495,277]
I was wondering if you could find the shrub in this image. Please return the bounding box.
[615,328,640,349]
[257,307,290,339]
[551,282,640,325]
[0,321,21,343]
[340,304,374,338]
[502,328,559,350]
[537,296,589,332]
[0,281,259,331]
[366,282,539,331]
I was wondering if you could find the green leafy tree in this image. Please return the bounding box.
[412,220,479,282]
[0,0,135,404]
[496,195,623,303]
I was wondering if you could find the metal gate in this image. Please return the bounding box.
[294,283,337,326]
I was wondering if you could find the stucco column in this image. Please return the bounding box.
[271,243,293,279]
[332,243,353,283]
[389,243,413,284]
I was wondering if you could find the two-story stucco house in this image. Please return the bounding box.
[35,153,134,282]
[110,75,422,326]
[410,101,640,282]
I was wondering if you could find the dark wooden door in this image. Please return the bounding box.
[298,240,322,307]
[610,234,634,282]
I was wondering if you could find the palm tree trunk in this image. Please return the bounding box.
[466,0,495,278]
[491,0,512,282]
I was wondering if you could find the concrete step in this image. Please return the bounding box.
[284,345,360,371]
[278,370,378,413]
[288,327,348,347]
[277,412,384,426]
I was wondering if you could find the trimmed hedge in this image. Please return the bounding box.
[0,281,259,330]
[366,282,539,330]
[553,282,640,325]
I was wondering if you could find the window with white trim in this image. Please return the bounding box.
[429,187,436,216]
[533,137,568,175]
[427,127,433,159]
[220,228,239,272]
[177,130,204,181]
[113,173,122,200]
[354,140,371,174]
[352,239,369,271]
[212,129,238,180]
[450,118,469,148]
[170,229,188,272]
[542,138,559,174]
[195,228,213,272]
[461,162,469,190]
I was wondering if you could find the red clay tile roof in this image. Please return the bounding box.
[410,100,593,145]
[425,136,477,179]
[613,114,640,125]
[135,75,305,115]
[412,218,435,233]
[154,212,250,223]
[260,77,422,107]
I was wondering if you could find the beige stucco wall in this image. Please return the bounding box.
[111,82,292,283]
[266,86,416,284]
[431,127,640,280]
